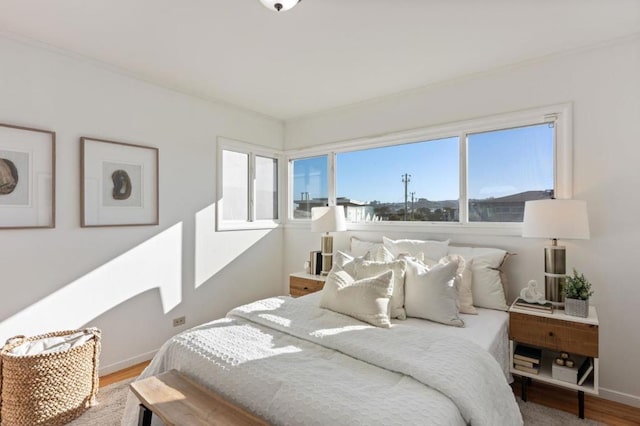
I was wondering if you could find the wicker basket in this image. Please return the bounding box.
[0,328,101,426]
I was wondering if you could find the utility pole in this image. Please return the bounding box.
[410,191,415,220]
[401,173,411,221]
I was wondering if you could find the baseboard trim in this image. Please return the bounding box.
[98,349,157,376]
[598,387,640,408]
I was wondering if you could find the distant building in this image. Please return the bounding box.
[293,197,376,221]
[469,190,553,222]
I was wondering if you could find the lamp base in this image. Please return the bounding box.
[544,275,567,307]
[320,234,334,276]
[544,244,566,306]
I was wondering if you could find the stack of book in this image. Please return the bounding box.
[513,344,542,375]
[309,250,322,275]
[514,298,553,313]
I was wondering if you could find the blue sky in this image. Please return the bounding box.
[293,123,554,203]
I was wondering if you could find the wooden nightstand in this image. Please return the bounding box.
[289,272,326,297]
[509,303,599,418]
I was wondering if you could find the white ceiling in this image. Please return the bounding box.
[1,0,639,120]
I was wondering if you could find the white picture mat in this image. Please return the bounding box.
[83,138,157,226]
[0,126,53,227]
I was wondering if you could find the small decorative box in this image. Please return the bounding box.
[552,362,578,383]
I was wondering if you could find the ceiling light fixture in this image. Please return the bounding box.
[259,0,301,12]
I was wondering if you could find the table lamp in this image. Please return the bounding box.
[311,206,347,275]
[522,199,590,305]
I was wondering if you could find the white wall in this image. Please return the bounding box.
[284,37,640,407]
[0,36,285,374]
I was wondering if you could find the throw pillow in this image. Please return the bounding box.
[319,267,394,328]
[354,258,407,320]
[447,246,510,311]
[334,250,372,277]
[425,254,477,315]
[404,257,464,327]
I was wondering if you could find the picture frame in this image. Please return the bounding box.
[81,137,159,227]
[0,122,55,229]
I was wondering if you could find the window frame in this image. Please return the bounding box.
[217,137,283,231]
[285,103,572,236]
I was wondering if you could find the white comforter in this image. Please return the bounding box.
[122,296,522,426]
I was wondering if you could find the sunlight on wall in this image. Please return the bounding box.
[0,223,183,342]
[194,204,274,288]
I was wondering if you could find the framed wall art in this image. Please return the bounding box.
[0,122,55,229]
[81,137,158,227]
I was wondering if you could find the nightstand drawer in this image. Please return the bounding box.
[510,312,598,358]
[290,276,324,297]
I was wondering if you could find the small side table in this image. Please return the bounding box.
[509,303,599,418]
[289,272,326,297]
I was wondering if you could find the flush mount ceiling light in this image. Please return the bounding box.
[259,0,301,12]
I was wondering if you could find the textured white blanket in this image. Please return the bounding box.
[122,296,522,425]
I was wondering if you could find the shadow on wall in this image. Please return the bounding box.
[0,223,184,343]
[194,203,276,289]
[0,207,278,344]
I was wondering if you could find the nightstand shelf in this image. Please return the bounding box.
[289,272,326,297]
[509,303,599,418]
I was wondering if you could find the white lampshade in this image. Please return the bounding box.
[522,199,590,240]
[311,206,347,233]
[259,0,300,12]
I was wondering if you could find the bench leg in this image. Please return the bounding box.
[138,404,153,426]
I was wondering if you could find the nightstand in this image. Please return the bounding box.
[509,303,599,418]
[289,272,326,297]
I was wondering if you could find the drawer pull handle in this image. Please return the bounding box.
[548,332,554,337]
[304,286,309,290]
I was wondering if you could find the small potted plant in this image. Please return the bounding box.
[564,268,593,317]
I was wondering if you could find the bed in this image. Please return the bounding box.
[121,292,522,425]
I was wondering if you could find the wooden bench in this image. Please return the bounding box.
[129,369,269,426]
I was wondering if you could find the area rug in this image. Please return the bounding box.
[69,379,134,426]
[70,378,604,425]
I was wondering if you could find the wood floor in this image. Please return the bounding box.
[101,362,640,425]
[99,361,150,388]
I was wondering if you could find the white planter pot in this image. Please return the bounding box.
[564,298,589,318]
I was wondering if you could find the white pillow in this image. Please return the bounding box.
[354,258,407,320]
[350,237,383,257]
[425,254,476,315]
[383,236,450,260]
[404,257,464,327]
[334,250,372,276]
[319,267,394,328]
[369,245,395,262]
[447,246,509,311]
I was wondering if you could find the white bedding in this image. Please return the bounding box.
[122,295,521,426]
[402,305,512,380]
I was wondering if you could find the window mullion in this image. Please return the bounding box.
[249,152,256,222]
[328,152,336,206]
[459,132,469,224]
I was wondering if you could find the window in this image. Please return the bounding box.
[221,150,249,221]
[217,138,281,230]
[336,137,459,222]
[467,124,554,222]
[286,104,571,232]
[255,156,278,220]
[291,156,328,219]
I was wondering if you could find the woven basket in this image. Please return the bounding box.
[0,328,101,426]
